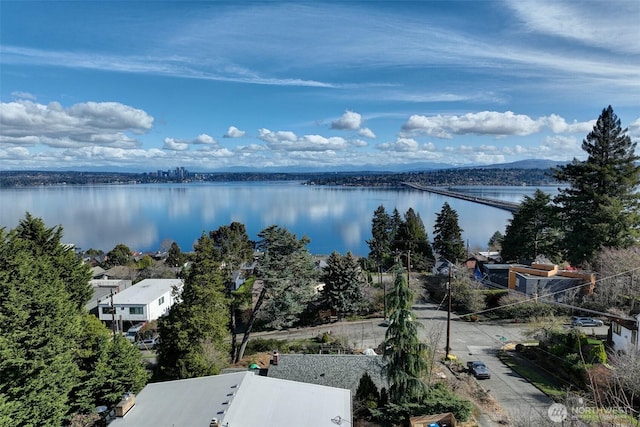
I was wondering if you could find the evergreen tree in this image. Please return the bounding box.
[234,225,318,362]
[320,251,365,320]
[367,205,392,269]
[501,189,561,263]
[0,215,149,424]
[14,213,92,310]
[72,315,148,413]
[0,238,81,426]
[432,202,466,263]
[394,208,435,271]
[383,262,428,405]
[487,231,503,252]
[209,222,254,364]
[553,106,640,266]
[390,208,403,247]
[165,242,185,268]
[156,232,230,379]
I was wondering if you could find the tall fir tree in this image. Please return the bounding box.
[553,106,640,266]
[156,232,230,379]
[501,189,561,263]
[432,202,466,263]
[209,222,254,361]
[383,262,428,405]
[367,205,392,269]
[394,208,435,271]
[320,251,365,320]
[1,215,149,424]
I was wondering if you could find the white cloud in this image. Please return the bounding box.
[505,0,640,55]
[258,128,297,144]
[540,135,581,155]
[376,137,419,152]
[350,139,368,148]
[193,133,218,145]
[11,91,36,100]
[358,127,376,138]
[544,114,594,134]
[163,137,190,151]
[402,111,544,138]
[258,128,348,152]
[0,100,152,149]
[401,111,600,139]
[628,118,640,140]
[331,110,362,130]
[224,126,246,138]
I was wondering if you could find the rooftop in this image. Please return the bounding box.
[106,278,182,305]
[108,371,351,427]
[267,353,387,394]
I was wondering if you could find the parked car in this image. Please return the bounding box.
[467,361,491,379]
[137,336,159,350]
[571,317,604,327]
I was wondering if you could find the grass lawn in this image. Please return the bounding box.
[498,351,566,401]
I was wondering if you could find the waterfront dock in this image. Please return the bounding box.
[402,182,521,212]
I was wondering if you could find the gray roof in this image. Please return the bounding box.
[108,278,182,305]
[108,371,351,427]
[268,354,388,394]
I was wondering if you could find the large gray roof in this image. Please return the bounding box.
[267,353,388,394]
[108,371,351,427]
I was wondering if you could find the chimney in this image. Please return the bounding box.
[114,392,135,417]
[271,349,279,365]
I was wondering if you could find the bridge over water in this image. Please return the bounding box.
[402,182,521,213]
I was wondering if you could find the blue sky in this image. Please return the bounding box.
[1,1,638,172]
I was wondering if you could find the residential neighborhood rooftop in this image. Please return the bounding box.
[108,371,351,427]
[106,278,182,305]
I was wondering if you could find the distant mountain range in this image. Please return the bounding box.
[3,159,568,174]
[198,159,567,174]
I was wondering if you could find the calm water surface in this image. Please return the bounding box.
[0,182,560,256]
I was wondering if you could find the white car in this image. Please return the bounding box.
[137,336,159,350]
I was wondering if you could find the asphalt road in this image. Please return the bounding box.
[412,301,557,426]
[255,302,560,426]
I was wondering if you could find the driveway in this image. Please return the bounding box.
[412,301,556,425]
[253,303,558,425]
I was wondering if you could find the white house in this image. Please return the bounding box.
[108,371,351,427]
[98,278,183,324]
[611,313,640,353]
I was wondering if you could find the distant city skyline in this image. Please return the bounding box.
[1,1,638,172]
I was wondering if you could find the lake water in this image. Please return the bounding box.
[0,182,561,256]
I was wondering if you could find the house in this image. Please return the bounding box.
[610,313,640,354]
[267,353,388,395]
[107,371,351,427]
[482,263,595,298]
[97,278,183,325]
[85,278,132,315]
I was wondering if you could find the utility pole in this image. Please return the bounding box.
[406,251,411,286]
[445,263,452,359]
[110,289,116,341]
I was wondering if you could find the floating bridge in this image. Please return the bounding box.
[402,182,521,213]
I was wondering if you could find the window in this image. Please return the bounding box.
[613,322,621,335]
[632,330,638,345]
[102,306,113,314]
[129,307,143,315]
[158,296,165,306]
